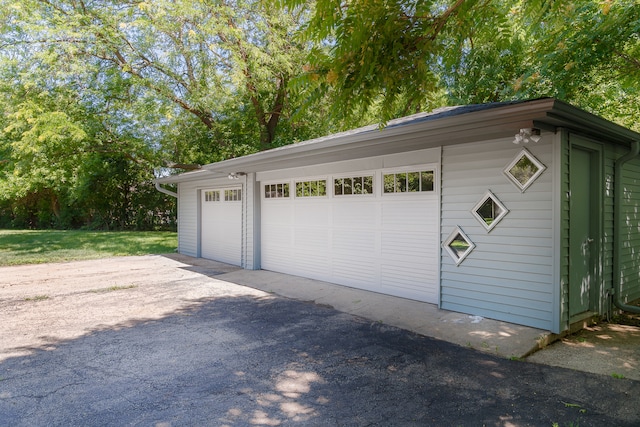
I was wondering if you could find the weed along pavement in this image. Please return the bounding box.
[1,256,639,426]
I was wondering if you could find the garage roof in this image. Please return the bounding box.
[157,98,640,183]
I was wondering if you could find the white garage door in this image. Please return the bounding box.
[200,188,242,266]
[261,167,439,303]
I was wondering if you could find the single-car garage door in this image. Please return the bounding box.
[200,187,242,266]
[261,166,439,303]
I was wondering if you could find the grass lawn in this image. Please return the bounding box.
[0,230,177,266]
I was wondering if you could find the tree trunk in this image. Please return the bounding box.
[50,191,60,220]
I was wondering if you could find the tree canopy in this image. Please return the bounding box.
[0,0,334,229]
[1,0,638,229]
[294,0,640,129]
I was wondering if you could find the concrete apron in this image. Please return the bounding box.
[178,257,551,360]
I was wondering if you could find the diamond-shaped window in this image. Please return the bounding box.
[504,149,546,192]
[443,227,475,266]
[472,191,509,232]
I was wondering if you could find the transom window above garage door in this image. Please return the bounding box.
[265,183,290,198]
[224,189,242,201]
[334,175,374,196]
[296,180,327,197]
[204,190,220,202]
[383,170,434,193]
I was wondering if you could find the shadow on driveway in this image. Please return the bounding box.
[1,292,639,426]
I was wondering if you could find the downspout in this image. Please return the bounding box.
[612,140,640,313]
[155,182,178,198]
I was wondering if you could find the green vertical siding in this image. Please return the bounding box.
[563,137,640,322]
[620,156,640,302]
[562,133,619,328]
[602,146,618,314]
[559,131,570,330]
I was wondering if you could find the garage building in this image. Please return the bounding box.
[156,98,640,334]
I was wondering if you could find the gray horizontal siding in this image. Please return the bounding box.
[440,137,555,331]
[443,298,552,326]
[442,270,552,293]
[177,181,199,257]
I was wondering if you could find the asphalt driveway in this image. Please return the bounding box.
[1,255,639,426]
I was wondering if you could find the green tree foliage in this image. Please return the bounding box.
[515,0,640,130]
[0,59,174,230]
[291,0,465,123]
[0,0,335,229]
[292,0,640,130]
[1,0,327,153]
[436,1,527,104]
[519,1,639,95]
[2,0,638,230]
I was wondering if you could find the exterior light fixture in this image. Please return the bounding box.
[228,172,246,180]
[513,128,541,144]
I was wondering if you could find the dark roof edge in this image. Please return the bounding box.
[540,99,640,143]
[198,98,558,173]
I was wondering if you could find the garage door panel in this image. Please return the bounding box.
[263,203,292,225]
[333,230,376,252]
[382,203,437,229]
[290,254,330,279]
[381,263,437,292]
[261,251,291,272]
[294,203,330,226]
[381,231,436,256]
[380,283,438,304]
[262,230,292,254]
[294,246,330,262]
[333,260,378,287]
[381,262,436,280]
[333,201,377,227]
[381,275,432,291]
[261,226,292,270]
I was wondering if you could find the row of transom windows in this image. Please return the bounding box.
[204,189,242,202]
[264,170,435,199]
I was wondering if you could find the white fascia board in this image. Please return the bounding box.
[165,98,640,181]
[202,100,559,175]
[154,169,225,184]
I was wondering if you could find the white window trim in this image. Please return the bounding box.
[503,148,547,193]
[332,174,375,197]
[294,177,329,198]
[224,188,243,202]
[199,186,242,202]
[442,226,475,266]
[471,190,509,232]
[204,190,221,202]
[263,182,291,200]
[381,165,438,196]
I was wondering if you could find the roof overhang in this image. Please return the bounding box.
[157,98,640,184]
[155,168,227,184]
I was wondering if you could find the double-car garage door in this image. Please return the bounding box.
[261,165,440,304]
